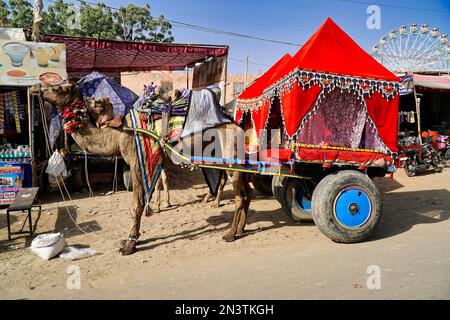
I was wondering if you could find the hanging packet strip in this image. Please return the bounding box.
[13,92,21,134]
[3,91,21,134]
[0,94,4,135]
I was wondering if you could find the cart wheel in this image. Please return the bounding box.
[123,165,132,191]
[272,175,284,203]
[251,174,273,196]
[280,178,315,222]
[312,170,381,243]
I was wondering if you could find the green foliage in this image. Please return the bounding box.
[113,4,173,42]
[78,1,119,39]
[7,0,33,28]
[2,0,174,42]
[40,0,78,35]
[0,1,8,26]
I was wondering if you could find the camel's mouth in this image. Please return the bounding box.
[29,85,42,96]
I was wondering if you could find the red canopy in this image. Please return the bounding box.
[44,35,229,73]
[238,53,292,101]
[278,18,400,82]
[237,18,401,154]
[235,53,292,126]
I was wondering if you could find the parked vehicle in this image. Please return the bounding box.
[430,134,450,167]
[398,140,442,177]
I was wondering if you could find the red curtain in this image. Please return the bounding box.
[280,83,323,137]
[364,93,399,152]
[251,101,271,139]
[234,108,243,124]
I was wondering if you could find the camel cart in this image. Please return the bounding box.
[138,18,401,244]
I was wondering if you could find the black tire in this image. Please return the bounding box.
[311,170,382,243]
[444,149,450,167]
[280,178,315,222]
[251,174,273,196]
[404,160,416,177]
[272,175,284,203]
[123,165,132,191]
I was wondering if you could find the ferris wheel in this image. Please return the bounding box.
[372,24,449,73]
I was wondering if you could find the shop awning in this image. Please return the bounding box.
[43,35,229,73]
[413,74,450,91]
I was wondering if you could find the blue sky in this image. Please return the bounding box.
[46,0,450,74]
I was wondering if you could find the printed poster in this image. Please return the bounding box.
[0,39,68,86]
[0,162,22,205]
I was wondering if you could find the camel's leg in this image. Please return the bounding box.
[223,171,245,242]
[211,171,227,208]
[236,173,253,235]
[160,169,171,208]
[202,190,213,204]
[152,178,162,213]
[120,160,145,255]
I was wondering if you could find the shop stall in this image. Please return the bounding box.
[0,36,68,204]
[398,73,450,144]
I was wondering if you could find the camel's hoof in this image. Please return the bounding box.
[201,198,209,204]
[211,202,220,208]
[161,201,172,208]
[236,230,245,237]
[119,240,137,255]
[222,233,236,242]
[152,207,161,214]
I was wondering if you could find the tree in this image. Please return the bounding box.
[2,0,174,42]
[0,1,9,27]
[113,3,173,42]
[78,1,119,39]
[7,0,33,28]
[41,0,79,36]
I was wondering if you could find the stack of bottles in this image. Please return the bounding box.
[0,145,31,163]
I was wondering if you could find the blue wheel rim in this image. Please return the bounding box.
[294,183,312,213]
[333,187,372,229]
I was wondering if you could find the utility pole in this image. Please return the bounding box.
[244,54,249,89]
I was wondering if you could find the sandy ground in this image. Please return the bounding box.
[0,165,449,300]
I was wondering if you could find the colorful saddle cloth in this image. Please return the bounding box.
[130,109,185,212]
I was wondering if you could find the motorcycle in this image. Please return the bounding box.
[398,139,442,177]
[430,134,450,167]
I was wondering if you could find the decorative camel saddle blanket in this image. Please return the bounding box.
[130,109,185,211]
[131,88,232,211]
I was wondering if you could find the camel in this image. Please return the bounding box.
[84,96,172,212]
[30,82,253,255]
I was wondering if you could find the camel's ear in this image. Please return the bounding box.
[102,97,110,105]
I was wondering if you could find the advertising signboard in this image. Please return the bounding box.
[0,40,68,86]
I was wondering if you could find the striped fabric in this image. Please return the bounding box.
[130,109,185,212]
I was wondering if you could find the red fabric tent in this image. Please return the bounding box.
[277,18,400,82]
[235,53,292,130]
[237,18,401,153]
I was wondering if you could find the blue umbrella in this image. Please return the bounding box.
[77,71,138,117]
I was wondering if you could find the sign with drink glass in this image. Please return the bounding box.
[0,162,22,205]
[0,40,68,86]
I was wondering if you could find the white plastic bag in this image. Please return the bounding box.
[31,233,67,260]
[31,233,62,248]
[59,246,97,260]
[46,150,67,177]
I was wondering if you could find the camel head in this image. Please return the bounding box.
[84,96,118,128]
[30,82,81,112]
[85,96,112,119]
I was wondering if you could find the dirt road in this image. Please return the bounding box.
[0,167,449,299]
